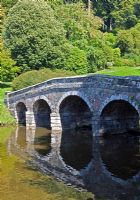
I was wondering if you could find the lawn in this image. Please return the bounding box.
[0,82,15,125]
[95,66,140,76]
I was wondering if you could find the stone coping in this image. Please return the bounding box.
[7,74,140,98]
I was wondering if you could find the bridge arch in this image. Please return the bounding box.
[56,91,92,113]
[57,91,92,130]
[16,101,27,126]
[99,95,140,134]
[58,92,93,171]
[31,95,52,112]
[33,98,51,128]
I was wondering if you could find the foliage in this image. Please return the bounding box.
[3,0,66,72]
[93,0,140,31]
[12,68,76,91]
[116,23,140,66]
[0,83,15,125]
[54,2,120,72]
[1,0,140,76]
[0,44,20,82]
[64,46,88,74]
[54,2,102,41]
[1,0,18,11]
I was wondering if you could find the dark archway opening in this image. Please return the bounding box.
[59,95,93,170]
[16,102,27,126]
[33,99,51,128]
[59,95,92,130]
[101,100,139,135]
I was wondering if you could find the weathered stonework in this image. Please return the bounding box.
[5,74,140,139]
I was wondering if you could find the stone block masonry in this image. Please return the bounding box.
[6,74,140,140]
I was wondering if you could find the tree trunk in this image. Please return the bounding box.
[88,0,91,15]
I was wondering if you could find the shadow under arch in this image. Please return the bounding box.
[33,99,51,128]
[59,94,93,171]
[100,99,139,135]
[59,94,92,130]
[16,102,27,126]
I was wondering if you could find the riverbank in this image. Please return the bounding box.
[0,82,15,126]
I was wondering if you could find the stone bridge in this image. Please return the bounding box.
[6,74,140,198]
[6,75,140,140]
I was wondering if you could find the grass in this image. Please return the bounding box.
[95,66,140,76]
[0,82,15,125]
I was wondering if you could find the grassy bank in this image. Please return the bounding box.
[0,82,15,125]
[95,66,140,76]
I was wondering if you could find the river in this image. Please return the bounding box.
[1,126,140,200]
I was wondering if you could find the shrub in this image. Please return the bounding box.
[12,68,76,91]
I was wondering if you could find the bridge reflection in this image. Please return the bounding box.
[9,127,140,200]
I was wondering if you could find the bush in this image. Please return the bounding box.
[12,68,76,91]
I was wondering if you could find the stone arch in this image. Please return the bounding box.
[56,91,92,113]
[58,91,93,170]
[99,95,140,116]
[16,101,27,126]
[33,97,51,128]
[31,95,52,112]
[99,95,140,134]
[58,91,92,130]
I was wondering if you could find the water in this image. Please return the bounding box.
[0,127,93,200]
[1,127,140,199]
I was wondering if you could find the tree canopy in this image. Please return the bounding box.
[1,0,140,81]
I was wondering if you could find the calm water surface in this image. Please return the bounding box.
[0,127,93,200]
[1,126,140,200]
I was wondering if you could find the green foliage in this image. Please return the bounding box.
[65,46,88,74]
[54,2,120,72]
[0,83,15,125]
[2,0,140,77]
[117,23,140,66]
[0,46,20,82]
[12,68,76,91]
[93,0,140,31]
[3,0,66,72]
[1,0,18,11]
[55,2,102,41]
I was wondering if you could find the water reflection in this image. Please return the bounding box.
[100,134,140,180]
[16,127,26,149]
[7,127,140,199]
[34,128,51,156]
[15,127,51,157]
[60,128,93,170]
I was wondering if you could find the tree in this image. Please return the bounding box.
[93,0,139,31]
[1,0,18,11]
[3,0,66,72]
[0,44,19,81]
